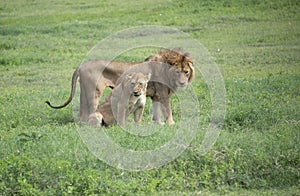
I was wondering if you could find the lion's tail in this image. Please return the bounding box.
[45,68,79,109]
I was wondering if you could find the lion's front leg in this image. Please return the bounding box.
[160,97,175,125]
[151,101,164,125]
[151,84,175,125]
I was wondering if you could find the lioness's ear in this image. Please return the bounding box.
[188,61,195,83]
[145,73,151,81]
[126,73,134,80]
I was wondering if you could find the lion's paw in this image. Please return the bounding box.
[88,112,103,126]
[167,119,175,125]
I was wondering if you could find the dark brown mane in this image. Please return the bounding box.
[145,48,194,65]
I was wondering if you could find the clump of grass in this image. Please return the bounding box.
[225,74,299,131]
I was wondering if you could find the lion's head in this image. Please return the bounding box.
[145,48,195,86]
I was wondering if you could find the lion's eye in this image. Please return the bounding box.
[184,70,189,75]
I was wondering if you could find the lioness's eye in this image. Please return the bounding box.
[185,70,189,74]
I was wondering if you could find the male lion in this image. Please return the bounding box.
[46,48,194,125]
[88,72,151,127]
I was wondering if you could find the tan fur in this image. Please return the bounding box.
[88,72,150,127]
[46,48,195,125]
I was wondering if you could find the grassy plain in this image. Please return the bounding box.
[0,0,299,195]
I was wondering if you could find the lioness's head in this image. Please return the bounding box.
[126,72,151,97]
[145,48,195,87]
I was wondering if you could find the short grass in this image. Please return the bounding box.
[0,0,299,195]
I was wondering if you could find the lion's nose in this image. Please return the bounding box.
[179,82,186,86]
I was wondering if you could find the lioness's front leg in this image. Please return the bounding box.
[116,103,127,127]
[134,106,145,123]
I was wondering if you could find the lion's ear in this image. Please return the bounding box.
[188,61,195,83]
[172,48,183,55]
[144,55,152,61]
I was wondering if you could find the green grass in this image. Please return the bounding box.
[1,0,299,194]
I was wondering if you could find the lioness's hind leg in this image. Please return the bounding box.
[88,112,103,126]
[78,82,97,122]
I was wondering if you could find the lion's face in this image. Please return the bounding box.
[146,48,195,87]
[172,61,194,88]
[126,72,151,97]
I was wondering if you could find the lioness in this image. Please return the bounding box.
[88,72,151,127]
[46,48,194,125]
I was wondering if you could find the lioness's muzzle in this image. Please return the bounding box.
[133,91,141,96]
